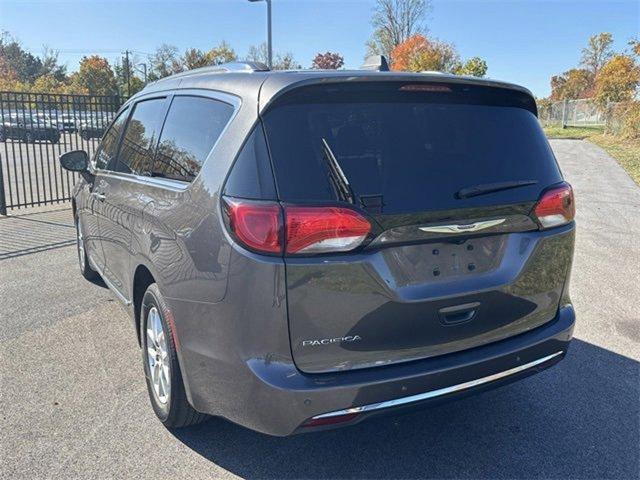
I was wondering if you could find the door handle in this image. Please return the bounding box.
[92,192,106,201]
[438,302,480,326]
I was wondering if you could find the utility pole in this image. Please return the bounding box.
[123,50,132,97]
[266,0,272,69]
[248,0,272,69]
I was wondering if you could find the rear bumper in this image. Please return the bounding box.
[184,304,574,436]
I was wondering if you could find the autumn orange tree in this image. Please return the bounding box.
[70,55,118,95]
[550,68,594,100]
[390,34,486,77]
[390,35,429,71]
[594,54,640,106]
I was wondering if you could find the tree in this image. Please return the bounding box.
[594,54,640,106]
[0,53,20,90]
[390,34,460,73]
[311,52,344,69]
[70,55,117,95]
[246,43,269,64]
[581,32,614,76]
[206,41,237,65]
[114,58,144,97]
[182,42,237,70]
[630,38,640,57]
[390,34,427,71]
[183,48,209,70]
[148,44,183,80]
[454,57,488,77]
[367,0,431,61]
[0,34,44,83]
[273,52,300,70]
[40,46,66,81]
[550,68,593,100]
[246,43,299,69]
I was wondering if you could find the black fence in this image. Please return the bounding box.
[0,91,123,214]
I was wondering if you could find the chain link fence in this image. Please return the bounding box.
[537,98,628,133]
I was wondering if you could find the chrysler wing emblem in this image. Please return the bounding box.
[419,218,505,234]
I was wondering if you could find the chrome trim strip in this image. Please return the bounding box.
[419,218,505,234]
[98,171,190,191]
[312,351,564,420]
[87,256,131,306]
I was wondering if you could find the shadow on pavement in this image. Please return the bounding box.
[172,339,639,479]
[0,207,76,260]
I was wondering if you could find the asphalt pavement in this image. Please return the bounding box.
[1,139,638,479]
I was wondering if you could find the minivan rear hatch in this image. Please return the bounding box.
[260,79,573,374]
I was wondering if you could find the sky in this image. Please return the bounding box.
[1,0,638,97]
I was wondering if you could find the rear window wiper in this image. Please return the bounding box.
[321,138,355,204]
[456,180,538,199]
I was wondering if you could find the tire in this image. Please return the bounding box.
[50,136,60,144]
[80,130,90,141]
[0,130,5,142]
[75,214,99,281]
[141,283,208,428]
[25,132,35,143]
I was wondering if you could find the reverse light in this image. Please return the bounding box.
[285,206,371,254]
[534,183,575,229]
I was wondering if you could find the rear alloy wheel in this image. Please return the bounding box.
[75,215,99,281]
[141,283,208,428]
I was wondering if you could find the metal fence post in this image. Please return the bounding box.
[561,99,568,129]
[0,153,7,216]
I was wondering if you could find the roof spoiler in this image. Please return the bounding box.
[360,55,390,71]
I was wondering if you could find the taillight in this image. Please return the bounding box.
[223,198,282,254]
[285,206,371,254]
[223,197,371,255]
[534,183,575,229]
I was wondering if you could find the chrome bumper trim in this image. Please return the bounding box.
[312,351,564,420]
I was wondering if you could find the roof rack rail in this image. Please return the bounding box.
[152,61,270,83]
[212,61,270,73]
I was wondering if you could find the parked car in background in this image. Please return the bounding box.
[1,114,61,143]
[57,113,77,132]
[78,123,106,140]
[60,62,576,436]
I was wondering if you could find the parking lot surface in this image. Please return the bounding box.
[1,139,638,479]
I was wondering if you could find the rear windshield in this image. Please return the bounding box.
[262,83,561,214]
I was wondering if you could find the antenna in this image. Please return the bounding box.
[361,55,390,71]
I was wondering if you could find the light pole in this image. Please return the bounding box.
[248,0,272,69]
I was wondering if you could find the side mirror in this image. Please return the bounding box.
[59,150,94,184]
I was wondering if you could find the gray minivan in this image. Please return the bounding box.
[60,62,576,436]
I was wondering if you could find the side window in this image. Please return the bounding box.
[93,106,129,170]
[114,98,167,175]
[223,126,277,200]
[152,96,234,182]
